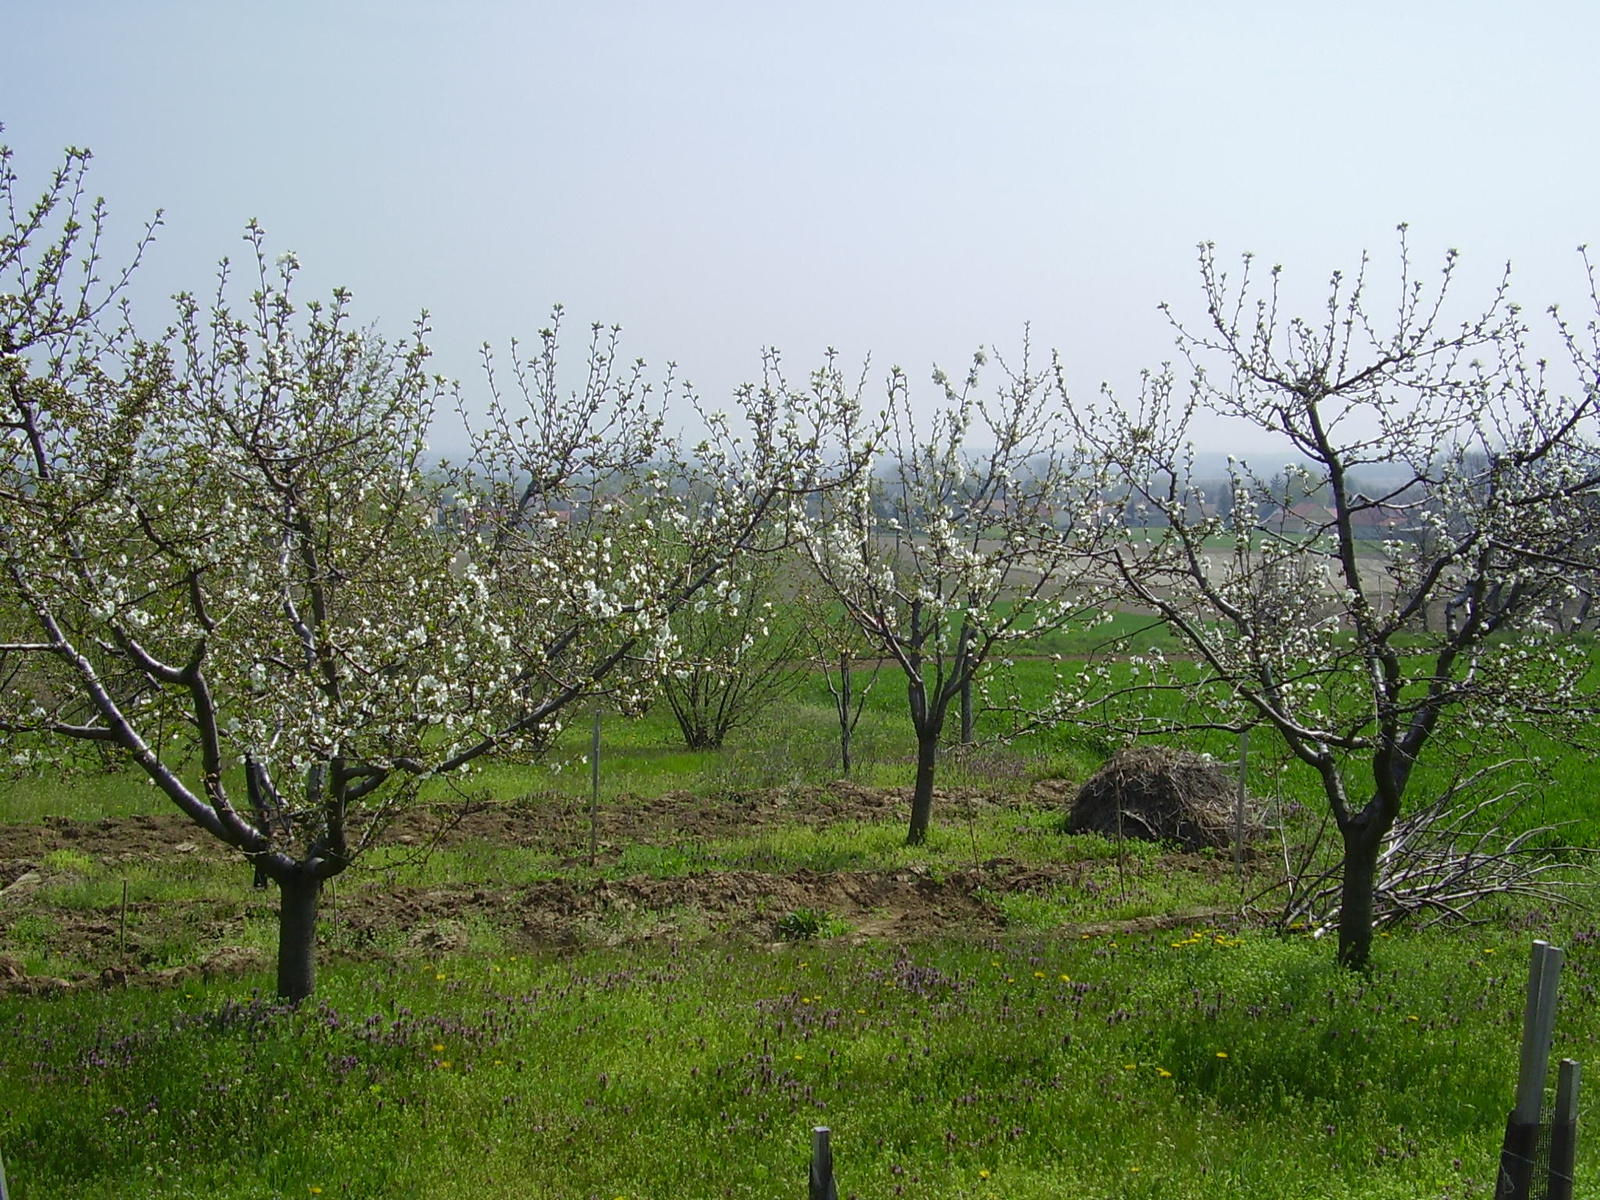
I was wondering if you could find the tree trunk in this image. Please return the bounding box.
[838,651,853,776]
[907,732,939,846]
[276,870,323,1003]
[1337,816,1384,970]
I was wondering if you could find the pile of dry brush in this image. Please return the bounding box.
[1068,745,1254,852]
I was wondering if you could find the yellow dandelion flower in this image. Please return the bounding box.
[1407,1015,1420,1022]
[1158,1068,1173,1078]
[1059,974,1070,982]
[1123,1063,1137,1071]
[435,972,446,981]
[1216,1051,1229,1059]
[1033,971,1046,978]
[432,1043,445,1053]
[978,1169,990,1180]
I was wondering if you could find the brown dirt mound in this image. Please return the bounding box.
[1069,745,1250,852]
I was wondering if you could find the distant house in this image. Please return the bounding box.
[1265,494,1414,537]
[1345,494,1413,536]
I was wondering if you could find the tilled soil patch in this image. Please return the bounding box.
[0,783,1233,996]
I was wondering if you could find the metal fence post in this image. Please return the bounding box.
[1548,1058,1581,1200]
[1496,940,1564,1200]
[810,1125,838,1200]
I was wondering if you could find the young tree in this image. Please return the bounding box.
[0,140,866,1001]
[800,337,1105,844]
[657,549,807,751]
[1,208,510,1000]
[1082,232,1600,968]
[797,585,885,777]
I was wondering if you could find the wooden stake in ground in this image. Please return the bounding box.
[1234,728,1248,889]
[589,711,601,868]
[0,1139,10,1200]
[119,879,128,959]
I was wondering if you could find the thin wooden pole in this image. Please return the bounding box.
[1234,727,1248,888]
[809,1126,838,1200]
[838,651,852,776]
[0,1139,10,1200]
[1548,1058,1581,1200]
[119,879,128,958]
[589,711,601,868]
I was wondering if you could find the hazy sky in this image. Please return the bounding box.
[8,2,1599,454]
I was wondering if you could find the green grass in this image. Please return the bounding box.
[3,922,1594,1198]
[0,764,172,822]
[6,633,1600,1195]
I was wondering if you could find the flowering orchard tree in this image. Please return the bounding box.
[800,337,1107,844]
[657,548,807,751]
[458,340,868,746]
[0,142,866,1001]
[1080,232,1600,968]
[2,216,509,999]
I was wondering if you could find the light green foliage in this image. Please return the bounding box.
[774,905,849,940]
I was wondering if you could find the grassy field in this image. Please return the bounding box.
[2,650,1598,1198]
[3,919,1596,1198]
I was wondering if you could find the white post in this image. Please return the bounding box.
[1499,941,1564,1200]
[1516,941,1563,1124]
[0,1141,10,1200]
